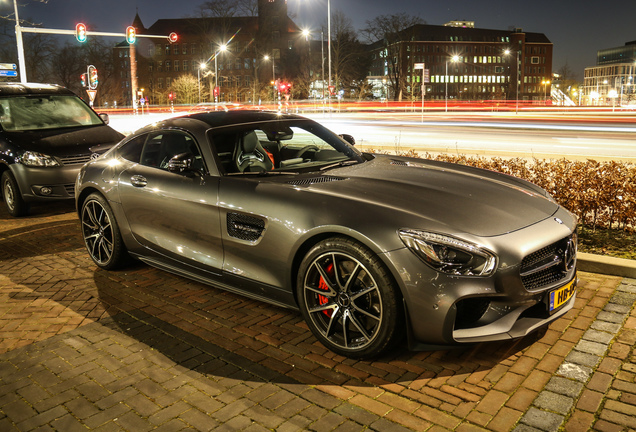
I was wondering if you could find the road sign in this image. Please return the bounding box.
[414,63,425,70]
[0,70,18,77]
[0,63,17,70]
[423,69,430,83]
[86,89,97,104]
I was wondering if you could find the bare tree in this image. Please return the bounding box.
[361,13,424,100]
[330,10,370,98]
[172,74,200,105]
[198,0,257,17]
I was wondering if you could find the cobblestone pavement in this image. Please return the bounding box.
[1,203,635,432]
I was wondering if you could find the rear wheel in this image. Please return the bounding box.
[81,193,129,270]
[297,237,403,359]
[1,171,29,217]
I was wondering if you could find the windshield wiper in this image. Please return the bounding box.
[319,159,360,171]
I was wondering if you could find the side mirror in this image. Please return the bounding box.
[167,152,194,173]
[98,113,110,124]
[339,134,355,146]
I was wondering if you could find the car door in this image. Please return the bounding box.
[117,130,224,272]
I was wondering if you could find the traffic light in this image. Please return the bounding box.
[75,23,87,43]
[279,82,291,93]
[87,65,98,89]
[168,92,174,101]
[168,32,178,43]
[80,73,87,88]
[126,26,136,44]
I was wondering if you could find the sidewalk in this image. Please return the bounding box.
[0,204,635,431]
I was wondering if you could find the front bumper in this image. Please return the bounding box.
[384,208,577,348]
[10,163,81,203]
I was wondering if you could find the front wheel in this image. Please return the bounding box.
[1,171,30,217]
[81,193,129,270]
[297,237,403,359]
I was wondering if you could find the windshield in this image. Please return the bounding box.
[0,94,103,132]
[208,119,363,174]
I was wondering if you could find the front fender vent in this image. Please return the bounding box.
[227,212,265,242]
[286,176,344,186]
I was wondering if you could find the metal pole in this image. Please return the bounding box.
[327,0,331,111]
[214,55,218,103]
[12,0,27,83]
[445,61,448,113]
[198,67,201,103]
[516,51,519,113]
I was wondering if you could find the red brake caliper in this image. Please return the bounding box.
[318,262,334,317]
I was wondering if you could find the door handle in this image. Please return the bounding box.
[130,175,147,187]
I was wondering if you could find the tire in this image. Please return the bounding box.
[81,193,129,270]
[297,237,403,359]
[1,171,30,217]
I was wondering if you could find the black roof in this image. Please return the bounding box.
[0,83,75,97]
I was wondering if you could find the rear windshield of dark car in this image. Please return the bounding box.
[0,94,103,132]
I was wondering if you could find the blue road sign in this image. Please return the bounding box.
[0,70,18,77]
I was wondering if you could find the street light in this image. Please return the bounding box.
[445,55,459,112]
[214,43,227,103]
[5,0,27,83]
[264,54,276,104]
[504,49,520,113]
[542,80,551,103]
[198,63,206,103]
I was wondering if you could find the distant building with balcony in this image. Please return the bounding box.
[113,0,307,107]
[582,41,636,106]
[366,24,553,102]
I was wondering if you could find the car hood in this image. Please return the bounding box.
[3,124,124,156]
[295,155,560,237]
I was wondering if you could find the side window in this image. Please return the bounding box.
[118,134,147,163]
[139,131,204,173]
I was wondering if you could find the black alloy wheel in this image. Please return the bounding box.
[81,193,129,270]
[297,237,403,358]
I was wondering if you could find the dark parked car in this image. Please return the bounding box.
[75,111,577,358]
[0,82,124,216]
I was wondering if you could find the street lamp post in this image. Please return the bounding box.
[214,44,227,103]
[264,55,276,104]
[7,0,27,83]
[198,63,206,103]
[504,49,520,113]
[542,80,551,103]
[445,55,459,112]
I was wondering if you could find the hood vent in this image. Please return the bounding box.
[287,176,344,186]
[390,159,424,168]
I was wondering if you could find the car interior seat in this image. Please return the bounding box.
[234,130,273,172]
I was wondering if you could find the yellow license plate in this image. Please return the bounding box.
[549,279,576,312]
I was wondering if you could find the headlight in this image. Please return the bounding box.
[398,229,497,276]
[20,151,61,167]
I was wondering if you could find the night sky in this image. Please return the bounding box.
[6,0,636,80]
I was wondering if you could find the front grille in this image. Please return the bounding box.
[287,176,344,186]
[520,234,576,291]
[58,154,93,166]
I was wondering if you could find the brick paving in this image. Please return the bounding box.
[1,202,635,431]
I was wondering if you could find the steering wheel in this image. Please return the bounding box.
[294,145,319,159]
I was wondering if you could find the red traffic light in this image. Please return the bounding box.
[168,92,174,100]
[76,23,87,43]
[168,32,178,43]
[126,26,136,44]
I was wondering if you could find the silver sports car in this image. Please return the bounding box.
[76,111,577,358]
